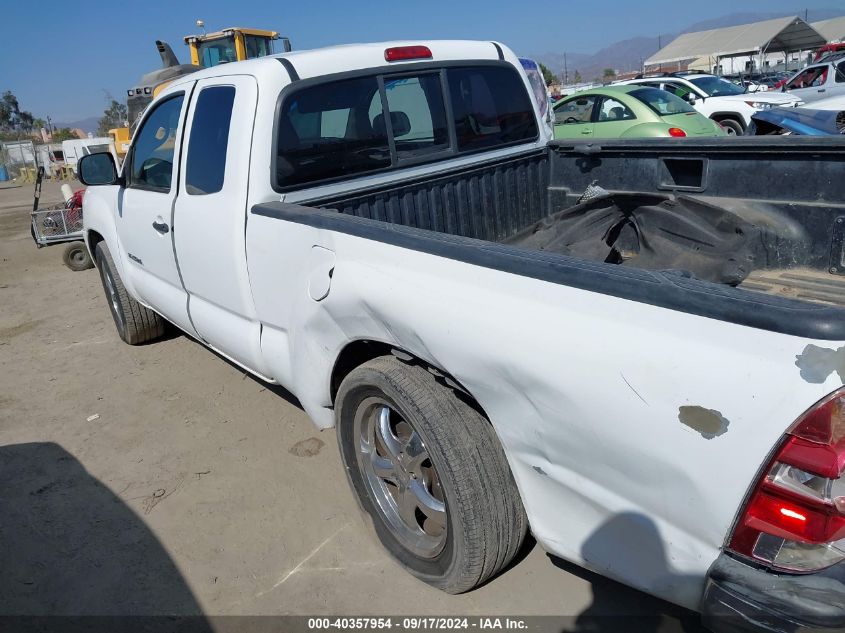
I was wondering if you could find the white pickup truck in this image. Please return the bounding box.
[78,41,845,631]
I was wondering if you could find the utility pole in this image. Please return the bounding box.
[564,52,568,85]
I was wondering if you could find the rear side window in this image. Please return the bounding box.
[448,67,537,151]
[597,97,636,122]
[274,64,539,190]
[186,86,235,195]
[630,87,695,115]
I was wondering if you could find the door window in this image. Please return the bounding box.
[554,95,598,124]
[244,35,273,59]
[663,82,694,99]
[596,97,635,122]
[128,95,184,192]
[836,61,845,83]
[787,67,827,89]
[197,37,237,67]
[185,86,235,195]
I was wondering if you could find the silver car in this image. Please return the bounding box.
[782,55,845,104]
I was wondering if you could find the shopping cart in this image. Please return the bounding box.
[29,167,93,271]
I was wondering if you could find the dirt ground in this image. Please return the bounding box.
[0,181,704,629]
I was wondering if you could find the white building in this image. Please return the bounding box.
[645,16,828,75]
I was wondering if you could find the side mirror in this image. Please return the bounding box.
[78,152,119,186]
[685,93,698,104]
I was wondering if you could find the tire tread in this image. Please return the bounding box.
[95,242,166,345]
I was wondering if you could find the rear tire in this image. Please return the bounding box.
[95,242,166,345]
[62,242,94,271]
[335,356,527,593]
[717,118,744,136]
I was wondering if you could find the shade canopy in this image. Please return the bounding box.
[646,16,826,66]
[811,17,845,43]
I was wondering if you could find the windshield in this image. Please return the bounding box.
[196,36,237,67]
[630,88,695,116]
[688,76,745,97]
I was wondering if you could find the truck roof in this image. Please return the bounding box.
[175,40,509,84]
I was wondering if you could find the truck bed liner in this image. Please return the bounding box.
[740,269,845,308]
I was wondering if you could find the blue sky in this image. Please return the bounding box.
[1,0,833,121]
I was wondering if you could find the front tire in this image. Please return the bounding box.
[335,356,527,593]
[94,242,166,345]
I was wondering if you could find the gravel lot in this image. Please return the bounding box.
[0,181,703,630]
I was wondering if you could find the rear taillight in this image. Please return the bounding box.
[728,387,845,572]
[668,127,687,137]
[384,46,432,62]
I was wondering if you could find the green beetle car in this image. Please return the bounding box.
[553,85,726,139]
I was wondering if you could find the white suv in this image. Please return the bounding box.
[616,72,802,135]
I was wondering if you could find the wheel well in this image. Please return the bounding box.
[710,113,746,130]
[330,340,394,402]
[330,340,485,417]
[87,230,104,266]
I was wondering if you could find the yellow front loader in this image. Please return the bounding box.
[110,25,291,160]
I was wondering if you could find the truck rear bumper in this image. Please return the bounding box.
[701,553,845,633]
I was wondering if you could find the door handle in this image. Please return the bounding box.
[152,220,170,234]
[581,130,592,135]
[819,89,826,93]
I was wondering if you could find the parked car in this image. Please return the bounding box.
[808,94,845,111]
[781,55,845,104]
[78,39,845,632]
[616,72,803,135]
[723,74,769,92]
[552,86,725,139]
[814,42,845,62]
[748,106,845,135]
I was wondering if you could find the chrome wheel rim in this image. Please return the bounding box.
[354,397,447,558]
[102,267,125,332]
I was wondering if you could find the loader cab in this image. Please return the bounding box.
[185,28,286,68]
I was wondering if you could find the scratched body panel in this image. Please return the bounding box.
[247,220,844,610]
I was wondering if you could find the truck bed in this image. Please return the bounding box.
[740,268,845,308]
[289,138,845,334]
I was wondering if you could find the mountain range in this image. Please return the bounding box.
[51,116,101,135]
[530,8,845,83]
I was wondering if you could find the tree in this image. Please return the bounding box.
[538,62,557,87]
[97,98,128,135]
[0,91,20,129]
[17,111,34,132]
[51,127,77,142]
[573,70,582,84]
[603,68,617,80]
